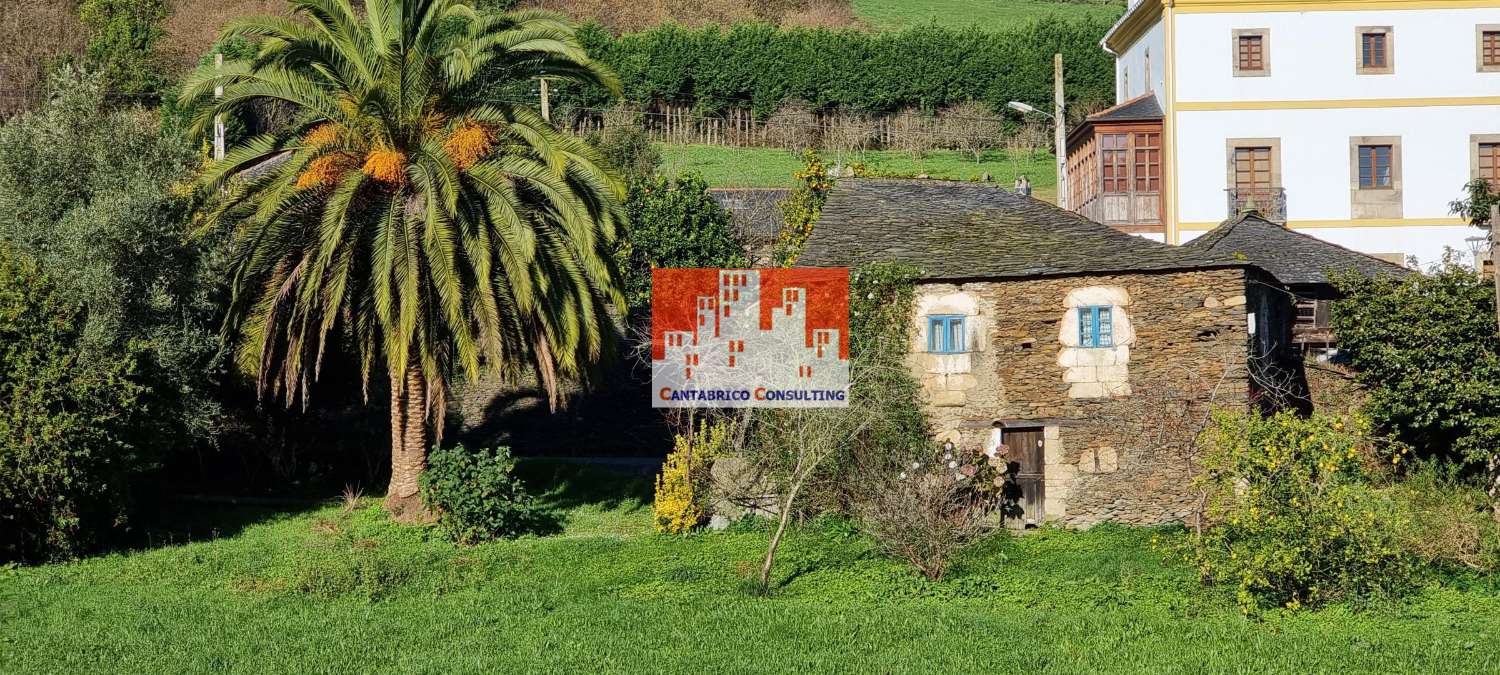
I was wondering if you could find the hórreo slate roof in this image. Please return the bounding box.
[798,178,1242,280]
[1182,213,1409,286]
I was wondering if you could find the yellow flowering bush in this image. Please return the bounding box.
[653,420,732,534]
[1187,409,1417,613]
[772,150,830,267]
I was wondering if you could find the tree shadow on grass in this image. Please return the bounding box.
[122,497,327,554]
[515,459,656,527]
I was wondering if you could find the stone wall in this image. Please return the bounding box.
[910,267,1263,527]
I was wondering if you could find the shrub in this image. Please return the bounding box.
[587,123,660,182]
[560,19,1116,121]
[0,249,147,563]
[1330,263,1500,477]
[79,0,169,94]
[1387,466,1500,574]
[654,419,732,534]
[420,445,544,544]
[1189,410,1418,612]
[616,173,749,313]
[0,68,224,457]
[854,446,999,580]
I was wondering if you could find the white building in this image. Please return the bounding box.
[1072,0,1496,266]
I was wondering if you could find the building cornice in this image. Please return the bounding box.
[1174,0,1500,13]
[1180,217,1470,231]
[1102,0,1166,55]
[1176,95,1500,110]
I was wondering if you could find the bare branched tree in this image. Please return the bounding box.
[852,460,997,580]
[887,106,936,162]
[938,100,1004,164]
[0,0,86,117]
[762,99,819,151]
[740,353,918,591]
[1006,119,1049,167]
[822,111,875,167]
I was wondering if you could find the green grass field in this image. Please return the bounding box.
[4,462,1499,673]
[851,0,1125,31]
[658,144,1059,201]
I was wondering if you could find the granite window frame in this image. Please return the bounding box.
[1349,135,1403,219]
[1233,28,1270,77]
[1479,25,1500,72]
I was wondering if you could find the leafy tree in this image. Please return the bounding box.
[0,248,147,563]
[1450,178,1500,227]
[1330,265,1500,482]
[588,126,660,183]
[1449,178,1500,332]
[78,0,169,94]
[180,1,627,521]
[0,68,224,456]
[616,173,747,313]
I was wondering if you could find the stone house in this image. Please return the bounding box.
[1183,213,1409,353]
[799,179,1294,527]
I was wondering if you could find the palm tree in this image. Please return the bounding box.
[180,0,627,521]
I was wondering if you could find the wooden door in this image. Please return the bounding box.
[1233,146,1273,195]
[1002,428,1046,528]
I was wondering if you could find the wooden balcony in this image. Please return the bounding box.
[1075,190,1162,233]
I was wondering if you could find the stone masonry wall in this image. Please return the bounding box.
[911,268,1256,527]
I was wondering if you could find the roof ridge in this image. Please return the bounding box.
[1253,216,1409,271]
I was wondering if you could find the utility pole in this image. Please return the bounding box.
[1054,53,1067,211]
[1491,205,1499,333]
[213,52,225,161]
[539,77,551,123]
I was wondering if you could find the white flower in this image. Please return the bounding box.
[910,461,921,469]
[898,472,908,480]
[943,453,953,461]
[947,460,958,469]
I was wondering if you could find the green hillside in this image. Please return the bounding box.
[851,0,1125,31]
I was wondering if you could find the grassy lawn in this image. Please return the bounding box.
[4,462,1499,673]
[659,144,1058,202]
[851,0,1125,31]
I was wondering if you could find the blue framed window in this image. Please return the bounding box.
[927,315,966,354]
[1078,306,1114,348]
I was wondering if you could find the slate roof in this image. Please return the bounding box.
[1181,213,1410,286]
[799,178,1243,280]
[1085,92,1162,123]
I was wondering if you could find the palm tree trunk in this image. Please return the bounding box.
[385,365,431,522]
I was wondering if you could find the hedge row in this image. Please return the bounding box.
[544,18,1118,119]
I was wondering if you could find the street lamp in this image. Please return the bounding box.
[1008,100,1066,207]
[1006,101,1053,119]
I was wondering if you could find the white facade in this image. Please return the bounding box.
[1115,20,1165,102]
[1103,0,1496,267]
